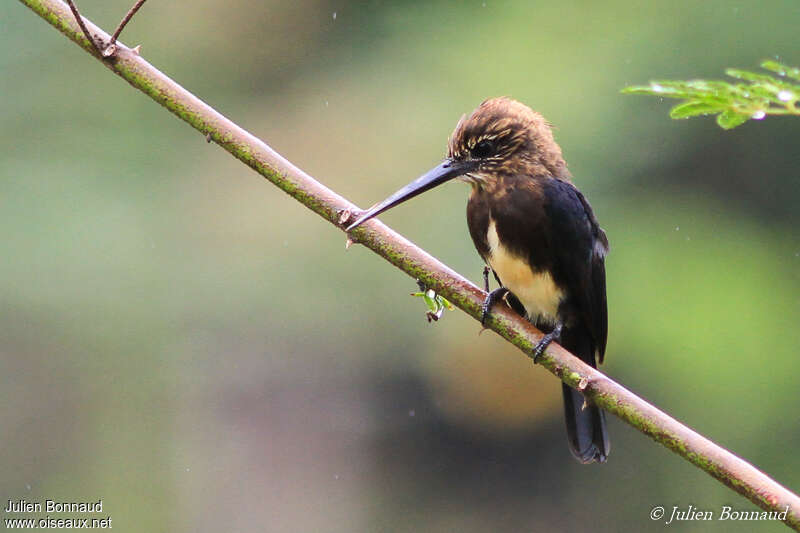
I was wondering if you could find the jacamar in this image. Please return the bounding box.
[347,97,610,463]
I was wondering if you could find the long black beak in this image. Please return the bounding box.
[346,158,477,231]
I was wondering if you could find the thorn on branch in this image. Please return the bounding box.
[131,44,141,55]
[205,132,213,143]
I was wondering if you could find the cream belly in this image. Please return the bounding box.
[486,220,563,323]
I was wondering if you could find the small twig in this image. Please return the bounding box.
[63,0,101,55]
[109,0,147,46]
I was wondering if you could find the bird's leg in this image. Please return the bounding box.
[481,266,510,325]
[532,322,563,363]
[481,287,509,326]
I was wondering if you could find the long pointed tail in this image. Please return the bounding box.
[559,324,610,463]
[562,384,609,463]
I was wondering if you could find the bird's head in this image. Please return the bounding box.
[346,97,568,231]
[447,97,568,182]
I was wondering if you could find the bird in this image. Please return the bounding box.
[346,97,610,463]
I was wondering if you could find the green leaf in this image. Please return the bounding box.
[439,296,455,311]
[624,60,800,129]
[621,83,688,99]
[716,110,749,129]
[411,289,452,321]
[423,293,437,312]
[685,79,731,92]
[745,85,787,104]
[669,101,724,119]
[621,85,654,95]
[761,60,800,81]
[725,69,778,84]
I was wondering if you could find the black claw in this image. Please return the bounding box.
[482,266,491,292]
[532,323,563,363]
[481,287,509,326]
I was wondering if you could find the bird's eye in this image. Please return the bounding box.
[471,139,495,159]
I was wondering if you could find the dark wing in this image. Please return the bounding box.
[543,179,609,364]
[575,188,608,363]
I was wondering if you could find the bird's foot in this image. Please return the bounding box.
[532,323,563,363]
[480,287,509,326]
[482,266,491,292]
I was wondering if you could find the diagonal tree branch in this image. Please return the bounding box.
[17,0,800,529]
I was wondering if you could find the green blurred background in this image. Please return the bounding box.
[3,1,800,531]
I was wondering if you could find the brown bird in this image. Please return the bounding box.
[348,97,610,463]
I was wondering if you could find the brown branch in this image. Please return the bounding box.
[17,0,800,529]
